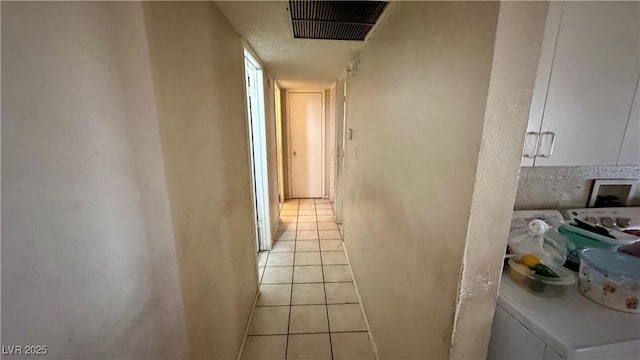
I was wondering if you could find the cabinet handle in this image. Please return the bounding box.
[537,131,556,158]
[522,132,540,158]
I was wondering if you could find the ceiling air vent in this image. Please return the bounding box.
[289,1,388,41]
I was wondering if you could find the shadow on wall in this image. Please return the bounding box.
[1,1,189,358]
[143,1,258,358]
[341,1,501,358]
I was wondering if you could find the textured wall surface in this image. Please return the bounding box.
[515,165,640,209]
[144,2,258,358]
[450,2,548,358]
[342,2,499,358]
[2,2,188,358]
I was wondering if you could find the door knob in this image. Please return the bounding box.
[292,151,297,156]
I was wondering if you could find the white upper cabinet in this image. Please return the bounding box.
[521,2,563,167]
[618,78,640,165]
[524,2,640,166]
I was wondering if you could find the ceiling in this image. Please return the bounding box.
[216,1,369,89]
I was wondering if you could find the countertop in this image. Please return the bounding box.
[498,273,640,359]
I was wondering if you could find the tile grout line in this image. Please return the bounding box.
[340,234,381,360]
[284,199,299,360]
[260,250,270,285]
[257,280,354,285]
[241,200,284,359]
[316,198,335,360]
[247,330,369,337]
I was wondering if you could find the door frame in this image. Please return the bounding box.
[243,47,271,252]
[334,79,347,224]
[274,83,285,204]
[286,90,326,199]
[328,84,337,202]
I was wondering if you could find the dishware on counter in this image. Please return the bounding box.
[508,257,575,297]
[566,220,639,244]
[558,224,624,269]
[618,241,640,258]
[508,219,567,265]
[578,248,640,314]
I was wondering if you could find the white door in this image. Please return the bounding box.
[289,92,323,198]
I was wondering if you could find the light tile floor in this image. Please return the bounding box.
[242,199,376,360]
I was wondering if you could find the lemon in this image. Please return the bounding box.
[522,254,542,269]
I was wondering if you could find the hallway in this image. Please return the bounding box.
[242,199,376,360]
[3,1,562,358]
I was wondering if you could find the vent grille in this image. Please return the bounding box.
[289,1,388,41]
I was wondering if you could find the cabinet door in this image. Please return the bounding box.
[618,77,640,165]
[535,2,640,166]
[488,306,546,360]
[522,2,563,167]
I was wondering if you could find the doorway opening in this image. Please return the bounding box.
[244,48,271,252]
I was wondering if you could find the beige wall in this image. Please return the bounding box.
[450,2,549,357]
[2,2,187,358]
[342,2,500,358]
[143,2,258,358]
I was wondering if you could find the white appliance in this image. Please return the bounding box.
[563,207,640,231]
[488,210,640,360]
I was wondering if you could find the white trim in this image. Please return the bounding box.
[588,179,639,207]
[235,289,260,360]
[329,83,337,202]
[335,79,347,224]
[286,90,326,198]
[242,40,265,69]
[243,47,272,251]
[321,91,326,198]
[240,48,260,254]
[341,242,381,360]
[274,83,285,204]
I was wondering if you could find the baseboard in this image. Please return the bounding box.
[236,289,260,360]
[341,242,381,360]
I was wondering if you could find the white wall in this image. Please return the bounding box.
[2,2,187,358]
[342,2,500,358]
[143,2,258,358]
